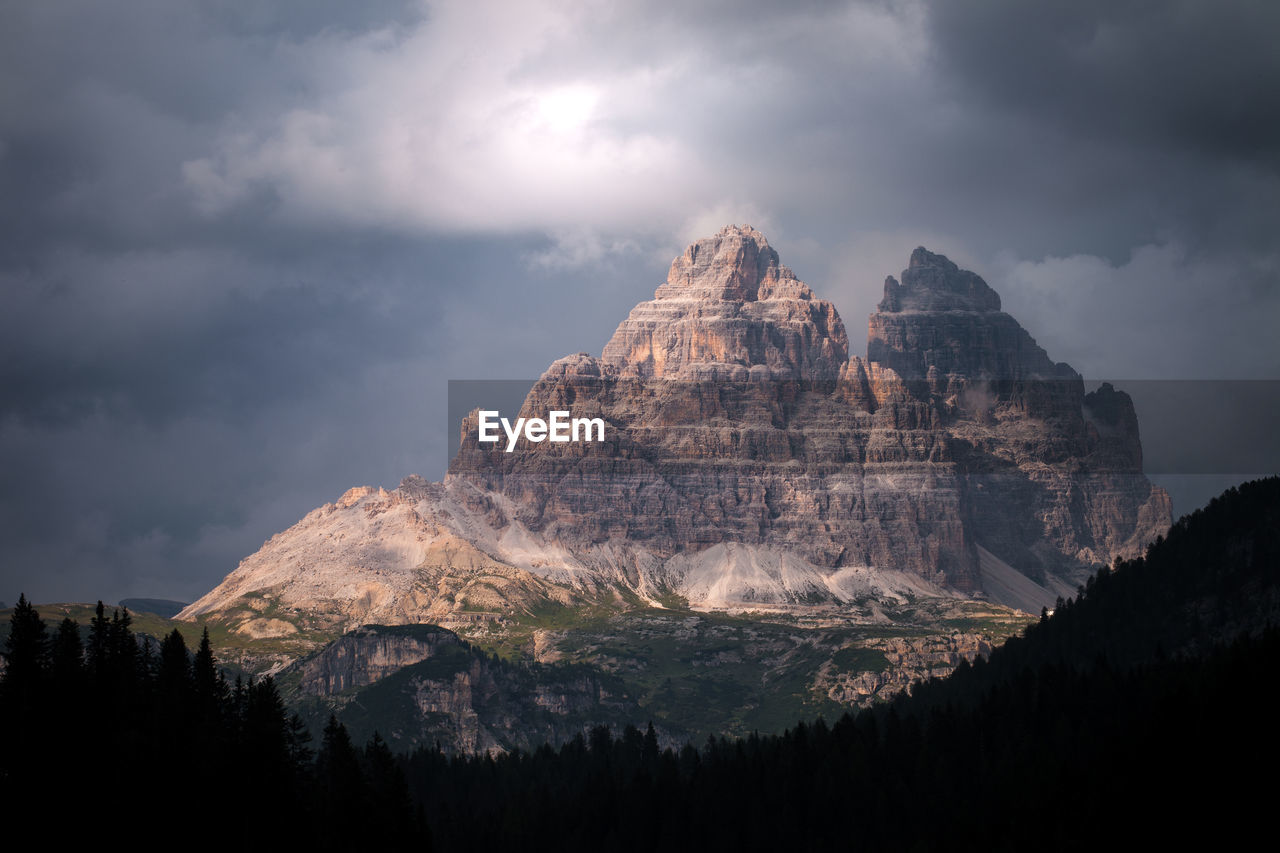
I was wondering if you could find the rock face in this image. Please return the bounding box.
[863,247,1170,580]
[818,633,996,706]
[448,227,975,598]
[297,624,461,696]
[600,225,848,381]
[290,624,641,754]
[870,247,1075,395]
[181,225,1170,630]
[446,226,1169,602]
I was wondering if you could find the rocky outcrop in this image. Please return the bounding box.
[869,247,1080,415]
[600,225,848,381]
[177,479,585,637]
[819,633,996,706]
[291,624,643,754]
[297,624,461,695]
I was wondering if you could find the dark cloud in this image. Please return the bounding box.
[927,0,1280,168]
[922,0,1280,257]
[1,0,1275,603]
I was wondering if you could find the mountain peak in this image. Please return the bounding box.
[601,226,847,379]
[908,246,951,269]
[881,247,1002,313]
[869,246,1076,394]
[654,224,811,303]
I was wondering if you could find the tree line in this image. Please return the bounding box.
[0,601,424,847]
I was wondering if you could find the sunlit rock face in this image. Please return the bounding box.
[183,226,1170,630]
[448,226,1169,601]
[599,225,849,381]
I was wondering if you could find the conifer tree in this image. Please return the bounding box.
[365,731,415,842]
[287,712,314,774]
[231,674,247,725]
[317,715,366,842]
[108,607,137,681]
[158,628,190,689]
[51,617,83,683]
[643,721,660,766]
[192,626,225,705]
[87,600,109,679]
[2,594,48,706]
[139,635,156,682]
[244,676,291,773]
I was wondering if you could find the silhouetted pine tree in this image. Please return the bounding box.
[193,626,217,695]
[244,677,293,781]
[316,715,366,845]
[158,628,189,689]
[108,606,137,685]
[364,732,417,847]
[287,711,314,775]
[87,600,109,682]
[1,594,47,712]
[50,617,83,686]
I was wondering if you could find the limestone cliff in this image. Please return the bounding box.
[288,624,643,754]
[446,227,1169,602]
[600,225,848,381]
[180,225,1170,634]
[866,247,1170,581]
[296,624,462,696]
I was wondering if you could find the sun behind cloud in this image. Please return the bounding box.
[531,85,598,133]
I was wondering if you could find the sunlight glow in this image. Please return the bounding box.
[533,85,598,132]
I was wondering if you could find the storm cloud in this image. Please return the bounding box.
[2,0,1276,603]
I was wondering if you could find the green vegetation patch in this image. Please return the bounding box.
[830,644,891,674]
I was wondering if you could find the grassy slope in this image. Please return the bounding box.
[2,592,1033,740]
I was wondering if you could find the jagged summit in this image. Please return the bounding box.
[654,224,808,302]
[870,247,1075,390]
[880,247,1003,313]
[600,224,848,380]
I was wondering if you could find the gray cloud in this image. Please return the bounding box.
[2,0,1276,603]
[927,0,1280,168]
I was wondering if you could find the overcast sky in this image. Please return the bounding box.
[3,0,1277,605]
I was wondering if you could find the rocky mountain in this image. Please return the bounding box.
[175,225,1170,743]
[283,624,643,753]
[869,247,1171,586]
[446,226,1166,608]
[182,225,1169,627]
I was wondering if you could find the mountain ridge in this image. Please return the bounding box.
[179,225,1169,648]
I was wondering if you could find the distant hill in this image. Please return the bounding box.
[118,598,189,618]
